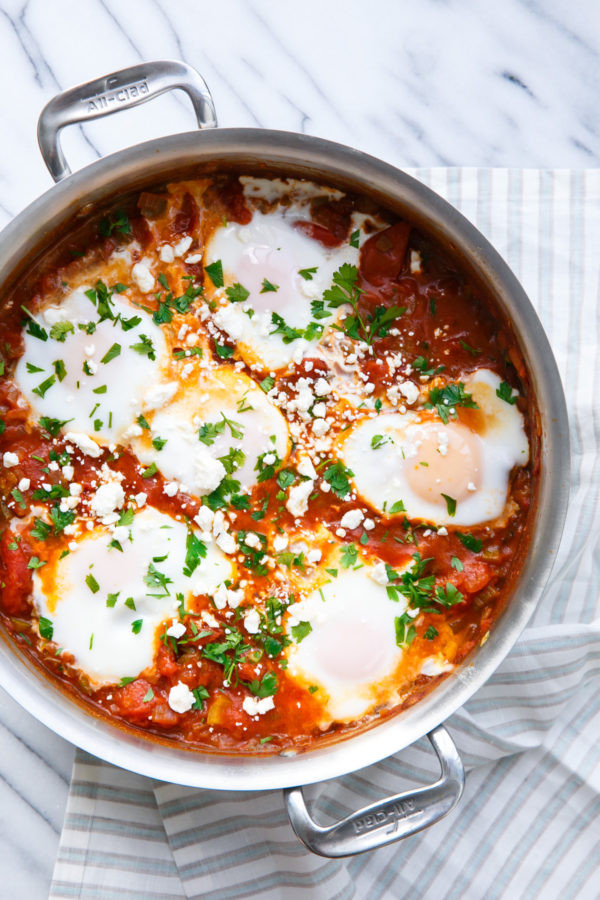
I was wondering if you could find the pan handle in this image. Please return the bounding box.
[37,59,217,182]
[284,726,464,857]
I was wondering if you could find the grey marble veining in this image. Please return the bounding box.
[0,0,597,896]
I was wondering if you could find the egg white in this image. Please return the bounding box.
[33,506,232,686]
[15,288,168,446]
[285,560,410,723]
[340,369,529,526]
[205,209,358,370]
[131,367,290,496]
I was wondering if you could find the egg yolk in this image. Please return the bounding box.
[405,422,482,504]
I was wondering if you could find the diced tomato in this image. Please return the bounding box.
[218,179,252,225]
[0,529,32,616]
[294,220,340,248]
[310,196,353,242]
[360,222,411,285]
[170,192,199,236]
[456,559,494,594]
[157,644,179,677]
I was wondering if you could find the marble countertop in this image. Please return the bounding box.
[0,0,597,896]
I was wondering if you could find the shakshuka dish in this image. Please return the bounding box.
[0,175,537,754]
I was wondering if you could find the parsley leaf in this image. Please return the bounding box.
[205,260,224,287]
[426,382,478,424]
[225,283,250,303]
[496,381,517,404]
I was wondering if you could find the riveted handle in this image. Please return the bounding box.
[37,59,217,182]
[284,726,464,857]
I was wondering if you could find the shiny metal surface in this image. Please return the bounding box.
[284,726,464,856]
[37,59,217,182]
[0,87,569,797]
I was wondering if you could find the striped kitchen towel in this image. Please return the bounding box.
[50,168,600,900]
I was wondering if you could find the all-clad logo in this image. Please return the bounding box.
[83,79,149,113]
[353,800,418,835]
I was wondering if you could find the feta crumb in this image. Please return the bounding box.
[90,482,125,519]
[185,252,203,264]
[2,452,19,468]
[273,534,289,552]
[467,482,477,492]
[69,483,82,497]
[216,532,236,555]
[364,518,375,531]
[159,244,175,263]
[307,548,322,564]
[134,492,147,507]
[194,506,214,532]
[17,478,30,491]
[314,377,331,397]
[166,620,186,639]
[242,695,275,717]
[286,480,314,518]
[244,609,261,634]
[340,509,364,530]
[132,262,155,293]
[313,419,330,437]
[370,562,389,585]
[174,235,193,257]
[163,482,179,497]
[398,381,420,405]
[64,432,102,458]
[296,456,317,480]
[168,681,195,713]
[62,464,74,481]
[437,526,448,536]
[144,382,178,411]
[243,532,261,550]
[410,249,423,274]
[193,450,226,495]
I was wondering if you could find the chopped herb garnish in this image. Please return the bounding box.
[426,382,478,424]
[496,381,517,404]
[322,461,353,499]
[205,259,224,287]
[260,278,279,293]
[33,375,56,398]
[340,543,358,568]
[441,493,457,517]
[100,343,121,364]
[142,462,158,478]
[131,619,143,634]
[456,532,482,553]
[291,621,312,643]
[49,321,75,342]
[299,267,318,280]
[130,334,156,360]
[350,229,360,248]
[424,625,438,640]
[225,283,250,303]
[38,617,53,640]
[85,573,100,593]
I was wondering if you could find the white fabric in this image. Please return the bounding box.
[50,168,600,900]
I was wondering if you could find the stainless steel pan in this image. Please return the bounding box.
[0,60,569,857]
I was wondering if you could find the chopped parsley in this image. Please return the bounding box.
[456,532,482,553]
[225,283,250,303]
[299,267,318,280]
[426,382,478,424]
[260,278,279,293]
[205,259,224,287]
[130,334,156,360]
[496,381,517,404]
[85,573,100,593]
[441,493,457,517]
[322,461,353,499]
[38,617,54,640]
[100,343,121,364]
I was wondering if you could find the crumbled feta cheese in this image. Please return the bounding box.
[185,252,203,264]
[296,456,317,480]
[134,492,147,507]
[64,432,102,458]
[398,381,420,405]
[90,482,125,519]
[286,480,314,518]
[243,532,261,550]
[307,548,322,564]
[163,482,179,497]
[144,382,178,411]
[159,244,175,263]
[467,482,477,492]
[62,464,74,481]
[410,249,423,274]
[214,304,244,341]
[2,452,19,468]
[166,620,186,639]
[262,453,277,466]
[340,509,364,530]
[313,419,330,437]
[370,562,389,585]
[168,681,195,713]
[132,262,155,293]
[364,518,375,531]
[194,506,214,532]
[437,526,448,536]
[69,483,82,497]
[312,402,327,418]
[273,534,289,552]
[193,451,226,495]
[174,235,193,257]
[17,478,30,491]
[216,532,236,555]
[244,609,261,634]
[314,377,331,397]
[242,695,275,716]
